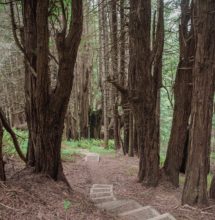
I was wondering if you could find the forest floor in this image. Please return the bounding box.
[1,145,215,220]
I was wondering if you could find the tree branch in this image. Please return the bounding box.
[0,108,26,163]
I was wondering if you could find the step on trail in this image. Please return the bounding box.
[89,184,177,220]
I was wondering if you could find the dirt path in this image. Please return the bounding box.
[66,153,215,220]
[1,153,215,220]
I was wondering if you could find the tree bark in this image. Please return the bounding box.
[99,0,109,148]
[182,0,215,206]
[110,0,120,150]
[164,0,194,187]
[21,0,83,180]
[129,0,164,186]
[0,119,5,181]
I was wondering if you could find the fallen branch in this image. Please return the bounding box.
[0,202,21,212]
[0,108,26,163]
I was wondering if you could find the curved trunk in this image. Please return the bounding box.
[22,0,83,180]
[0,119,5,181]
[182,0,215,205]
[164,0,194,187]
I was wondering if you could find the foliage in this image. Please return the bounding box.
[64,139,115,155]
[3,129,28,155]
[63,199,71,210]
[3,129,115,159]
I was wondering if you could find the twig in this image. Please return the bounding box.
[0,202,21,211]
[201,204,215,211]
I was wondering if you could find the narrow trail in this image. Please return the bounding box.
[64,151,215,220]
[84,153,176,220]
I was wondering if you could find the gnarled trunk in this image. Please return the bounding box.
[22,0,83,180]
[129,0,164,186]
[182,0,215,206]
[164,0,194,187]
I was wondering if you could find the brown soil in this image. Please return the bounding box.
[0,156,114,220]
[70,152,215,220]
[1,153,215,220]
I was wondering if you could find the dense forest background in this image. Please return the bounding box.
[0,0,215,216]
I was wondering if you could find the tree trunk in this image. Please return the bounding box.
[210,176,215,199]
[110,0,120,150]
[164,0,194,187]
[21,0,83,180]
[128,111,134,157]
[100,0,109,148]
[22,0,37,166]
[182,0,215,206]
[0,119,5,181]
[129,0,164,186]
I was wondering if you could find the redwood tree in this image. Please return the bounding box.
[0,119,5,181]
[164,0,195,187]
[182,0,215,205]
[11,0,83,180]
[128,0,164,186]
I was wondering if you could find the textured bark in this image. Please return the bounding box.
[182,0,215,206]
[0,119,5,181]
[128,112,134,157]
[21,0,83,180]
[22,0,37,166]
[129,0,164,186]
[110,0,120,150]
[164,0,194,187]
[99,0,109,148]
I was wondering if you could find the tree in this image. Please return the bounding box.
[128,0,164,186]
[182,0,215,206]
[110,0,120,150]
[0,118,5,181]
[164,0,195,187]
[10,0,83,180]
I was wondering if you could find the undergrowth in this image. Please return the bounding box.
[63,139,115,156]
[2,129,115,160]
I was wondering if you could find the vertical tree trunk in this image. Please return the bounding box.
[182,0,215,206]
[164,0,194,187]
[111,0,120,150]
[0,119,5,181]
[210,176,215,199]
[21,0,83,180]
[120,0,129,154]
[22,0,37,166]
[129,0,164,186]
[100,0,109,148]
[128,111,134,157]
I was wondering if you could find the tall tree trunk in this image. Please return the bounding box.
[21,0,83,180]
[111,0,120,150]
[22,0,37,166]
[128,111,134,157]
[120,0,130,154]
[100,0,109,148]
[182,0,215,206]
[164,0,194,187]
[0,119,5,181]
[129,0,164,186]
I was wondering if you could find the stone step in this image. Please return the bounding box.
[84,153,100,162]
[90,187,113,193]
[92,195,116,203]
[148,213,176,220]
[90,191,114,198]
[96,200,143,215]
[118,206,160,220]
[92,184,113,189]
